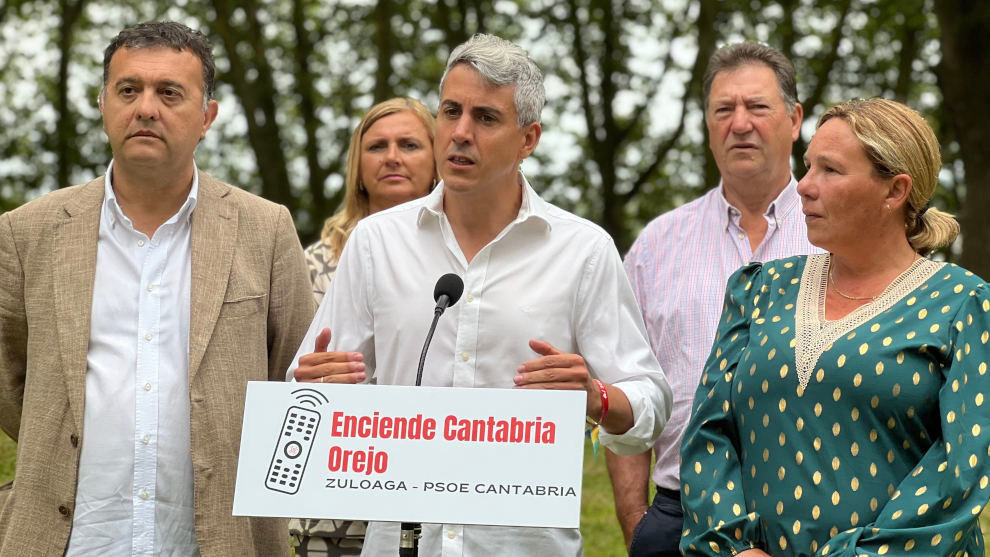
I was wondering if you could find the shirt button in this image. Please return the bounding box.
[447,530,456,539]
[460,352,469,362]
[145,333,152,341]
[466,294,474,303]
[139,490,150,500]
[138,240,145,247]
[737,233,745,240]
[142,434,151,445]
[147,284,154,292]
[144,383,152,391]
[70,434,79,448]
[58,505,71,517]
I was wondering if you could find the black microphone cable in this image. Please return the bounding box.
[402,273,464,556]
[415,273,464,387]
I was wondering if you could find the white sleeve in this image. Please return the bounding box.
[574,235,672,454]
[285,223,377,381]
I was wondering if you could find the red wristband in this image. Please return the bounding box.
[592,378,608,425]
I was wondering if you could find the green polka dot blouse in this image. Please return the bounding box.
[680,254,990,556]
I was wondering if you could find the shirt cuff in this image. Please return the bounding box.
[597,377,668,455]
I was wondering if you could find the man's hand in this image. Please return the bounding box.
[513,339,594,392]
[515,339,633,434]
[292,328,366,384]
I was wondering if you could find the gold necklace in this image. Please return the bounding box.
[828,266,879,301]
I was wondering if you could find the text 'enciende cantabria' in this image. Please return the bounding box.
[326,411,559,475]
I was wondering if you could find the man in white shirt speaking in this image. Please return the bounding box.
[0,21,314,556]
[289,33,672,556]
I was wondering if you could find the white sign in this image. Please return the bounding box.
[233,382,586,528]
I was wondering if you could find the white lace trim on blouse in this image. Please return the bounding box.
[793,253,943,390]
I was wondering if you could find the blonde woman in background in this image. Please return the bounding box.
[304,97,438,304]
[680,98,989,556]
[292,97,437,556]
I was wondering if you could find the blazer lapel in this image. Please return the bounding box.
[188,172,236,381]
[54,178,104,431]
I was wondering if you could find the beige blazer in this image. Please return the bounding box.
[0,173,316,556]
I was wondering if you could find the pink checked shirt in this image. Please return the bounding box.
[624,178,821,491]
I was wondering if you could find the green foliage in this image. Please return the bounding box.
[0,2,987,548]
[522,0,706,250]
[0,433,14,485]
[0,0,963,252]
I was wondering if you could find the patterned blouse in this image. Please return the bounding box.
[303,239,339,305]
[680,254,990,556]
[293,239,361,557]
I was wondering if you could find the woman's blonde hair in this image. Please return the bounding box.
[320,97,437,260]
[818,98,957,255]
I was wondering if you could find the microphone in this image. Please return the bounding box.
[417,273,464,387]
[433,272,465,316]
[403,273,463,557]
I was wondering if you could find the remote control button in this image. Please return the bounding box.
[285,441,302,458]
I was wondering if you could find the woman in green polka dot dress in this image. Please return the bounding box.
[680,98,990,557]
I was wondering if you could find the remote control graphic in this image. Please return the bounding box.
[265,405,321,494]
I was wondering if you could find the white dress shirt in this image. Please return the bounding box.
[66,162,200,557]
[624,178,821,491]
[290,175,671,557]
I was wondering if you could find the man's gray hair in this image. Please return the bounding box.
[440,34,545,127]
[702,42,799,115]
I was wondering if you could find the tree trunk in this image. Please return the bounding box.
[596,0,624,251]
[55,0,86,188]
[788,0,852,179]
[374,0,394,102]
[892,16,920,103]
[292,0,331,233]
[695,0,719,191]
[934,0,990,277]
[211,0,296,216]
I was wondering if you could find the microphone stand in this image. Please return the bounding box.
[400,297,452,555]
[415,303,446,387]
[399,274,462,557]
[398,522,422,557]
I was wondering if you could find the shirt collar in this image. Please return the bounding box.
[416,172,553,231]
[716,175,799,228]
[103,160,200,229]
[770,175,801,219]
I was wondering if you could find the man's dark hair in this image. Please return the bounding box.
[702,42,798,115]
[103,21,215,102]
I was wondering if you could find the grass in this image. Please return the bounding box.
[2,433,988,555]
[581,444,628,556]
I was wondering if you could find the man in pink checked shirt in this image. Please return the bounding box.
[605,42,822,557]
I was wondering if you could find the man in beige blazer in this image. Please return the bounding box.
[0,22,313,556]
